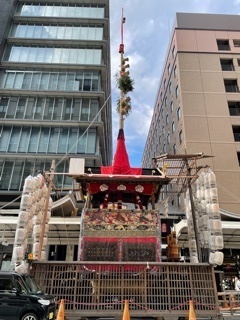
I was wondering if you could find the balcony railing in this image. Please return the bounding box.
[31,261,220,319]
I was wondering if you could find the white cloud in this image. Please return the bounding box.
[109,0,240,166]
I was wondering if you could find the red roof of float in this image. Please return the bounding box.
[101,129,142,175]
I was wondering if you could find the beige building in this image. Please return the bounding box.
[143,12,240,215]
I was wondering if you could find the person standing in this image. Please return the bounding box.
[235,277,240,291]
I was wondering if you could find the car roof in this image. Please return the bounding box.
[0,271,22,276]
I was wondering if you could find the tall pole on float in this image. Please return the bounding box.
[119,8,125,130]
[118,9,132,130]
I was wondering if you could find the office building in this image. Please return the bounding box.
[0,0,112,208]
[143,13,240,216]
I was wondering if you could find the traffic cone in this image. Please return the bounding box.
[122,300,130,320]
[188,300,197,320]
[56,299,65,320]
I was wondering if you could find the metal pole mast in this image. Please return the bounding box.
[119,8,125,130]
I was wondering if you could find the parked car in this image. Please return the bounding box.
[0,271,56,320]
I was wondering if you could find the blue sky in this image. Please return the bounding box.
[109,0,240,167]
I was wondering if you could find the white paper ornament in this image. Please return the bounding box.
[15,228,27,245]
[215,251,224,265]
[13,246,24,263]
[23,175,34,193]
[17,211,29,226]
[190,255,199,263]
[32,242,39,260]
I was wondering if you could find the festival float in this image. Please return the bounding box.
[12,12,224,320]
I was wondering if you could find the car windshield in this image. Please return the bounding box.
[21,275,43,294]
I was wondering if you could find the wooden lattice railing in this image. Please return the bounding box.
[31,261,221,319]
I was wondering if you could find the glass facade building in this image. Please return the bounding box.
[0,0,112,206]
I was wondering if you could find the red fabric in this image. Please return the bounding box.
[101,166,113,174]
[113,129,131,174]
[100,129,142,175]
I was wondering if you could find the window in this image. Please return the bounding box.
[5,72,15,88]
[174,65,177,78]
[177,194,181,206]
[168,63,170,75]
[217,39,230,51]
[163,143,166,153]
[38,128,50,153]
[169,81,172,93]
[224,79,239,92]
[170,101,173,112]
[220,59,234,71]
[0,97,8,118]
[167,133,170,144]
[160,107,164,118]
[165,97,167,107]
[4,46,102,65]
[177,106,181,120]
[8,127,21,152]
[175,85,179,98]
[171,121,175,133]
[233,126,240,141]
[0,278,14,291]
[172,45,175,58]
[18,4,105,19]
[228,101,240,116]
[164,79,166,89]
[22,73,32,89]
[233,40,240,47]
[166,114,169,124]
[28,128,39,152]
[179,130,183,144]
[1,70,100,92]
[16,98,26,119]
[173,144,176,154]
[237,152,240,165]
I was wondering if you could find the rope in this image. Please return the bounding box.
[54,298,218,312]
[55,92,112,170]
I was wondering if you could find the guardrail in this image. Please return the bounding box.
[219,291,240,316]
[31,261,220,319]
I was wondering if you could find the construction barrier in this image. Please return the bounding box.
[189,300,196,320]
[122,300,130,320]
[56,299,65,320]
